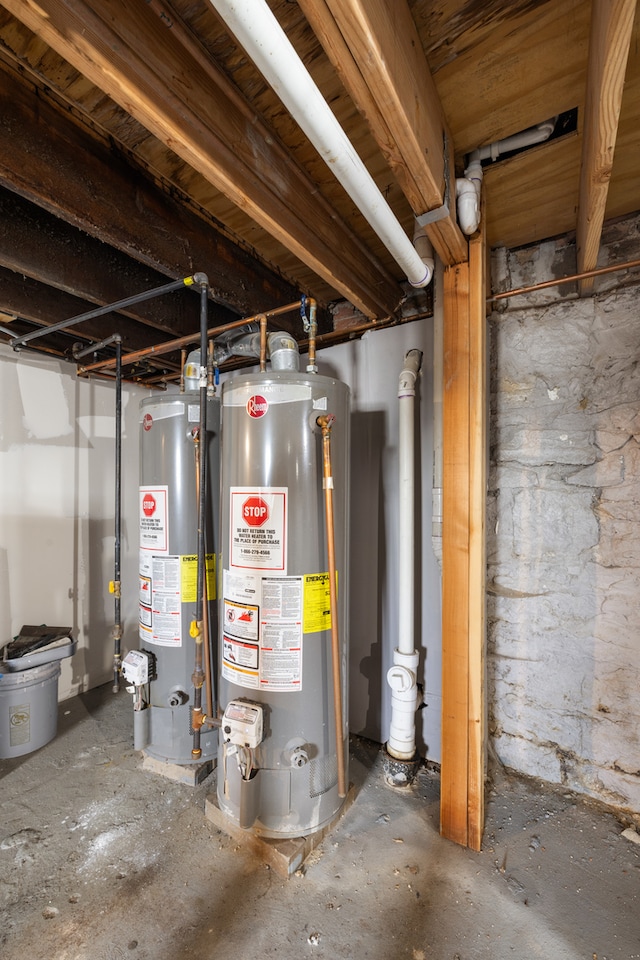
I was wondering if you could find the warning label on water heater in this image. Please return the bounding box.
[230,486,287,571]
[221,569,303,691]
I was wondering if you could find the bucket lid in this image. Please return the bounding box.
[2,625,76,672]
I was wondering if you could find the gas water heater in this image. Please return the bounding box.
[217,339,350,837]
[125,352,219,764]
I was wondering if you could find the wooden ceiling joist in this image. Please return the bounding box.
[0,57,303,321]
[3,0,402,319]
[577,0,636,295]
[0,187,233,341]
[0,266,168,356]
[298,0,468,265]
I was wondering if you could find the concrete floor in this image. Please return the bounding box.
[1,683,639,960]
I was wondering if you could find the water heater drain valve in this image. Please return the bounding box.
[222,700,264,749]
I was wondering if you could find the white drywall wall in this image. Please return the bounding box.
[310,320,441,762]
[0,344,144,699]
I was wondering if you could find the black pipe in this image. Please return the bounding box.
[73,335,124,691]
[191,273,209,757]
[10,276,197,350]
[196,275,208,613]
[113,337,123,691]
[72,332,123,359]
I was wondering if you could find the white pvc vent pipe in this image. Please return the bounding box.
[387,349,423,760]
[456,118,557,235]
[209,0,433,289]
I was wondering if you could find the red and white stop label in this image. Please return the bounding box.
[142,493,156,517]
[242,496,269,526]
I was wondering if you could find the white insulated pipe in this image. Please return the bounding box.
[387,349,423,760]
[397,349,422,655]
[209,0,433,289]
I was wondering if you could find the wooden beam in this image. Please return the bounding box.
[441,260,471,846]
[3,0,402,319]
[467,214,487,853]
[577,0,636,295]
[441,223,487,850]
[0,58,305,320]
[298,0,467,265]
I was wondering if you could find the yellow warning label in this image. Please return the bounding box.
[181,554,217,603]
[303,572,335,634]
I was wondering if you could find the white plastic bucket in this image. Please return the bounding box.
[0,660,61,758]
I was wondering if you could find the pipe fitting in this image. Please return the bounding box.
[398,349,423,397]
[387,652,420,760]
[387,664,417,696]
[191,705,205,733]
[412,223,435,288]
[456,161,483,236]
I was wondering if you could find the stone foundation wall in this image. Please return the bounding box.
[488,214,640,813]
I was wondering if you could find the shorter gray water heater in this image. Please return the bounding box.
[124,353,219,764]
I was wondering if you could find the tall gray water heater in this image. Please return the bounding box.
[132,363,219,764]
[217,367,350,837]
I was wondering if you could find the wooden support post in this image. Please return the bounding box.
[441,221,486,850]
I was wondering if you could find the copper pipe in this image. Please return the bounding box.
[488,256,640,303]
[307,298,318,371]
[78,300,308,375]
[308,312,427,350]
[259,314,268,371]
[180,348,187,393]
[317,414,346,799]
[207,339,215,390]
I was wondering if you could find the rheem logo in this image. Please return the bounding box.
[242,496,269,526]
[247,395,268,418]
